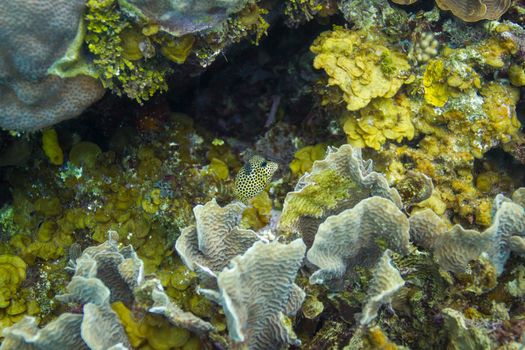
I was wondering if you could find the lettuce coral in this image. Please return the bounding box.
[359,250,405,325]
[307,197,410,287]
[279,144,401,243]
[175,199,258,275]
[408,188,525,275]
[200,239,306,350]
[311,27,412,111]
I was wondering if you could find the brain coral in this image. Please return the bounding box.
[0,0,104,131]
[311,27,412,111]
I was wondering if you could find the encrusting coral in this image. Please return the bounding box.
[119,0,257,36]
[342,96,415,150]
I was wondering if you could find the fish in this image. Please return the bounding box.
[234,155,278,203]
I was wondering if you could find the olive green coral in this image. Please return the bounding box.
[85,0,172,102]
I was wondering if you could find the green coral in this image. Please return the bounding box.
[85,0,172,102]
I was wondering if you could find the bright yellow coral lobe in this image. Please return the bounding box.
[343,96,415,150]
[41,128,63,165]
[310,26,412,111]
[289,144,326,175]
[112,301,201,350]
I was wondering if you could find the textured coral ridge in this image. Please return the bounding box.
[177,198,307,349]
[307,196,410,286]
[0,0,104,131]
[175,199,258,274]
[278,144,402,244]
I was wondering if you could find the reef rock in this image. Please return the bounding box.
[307,196,410,288]
[118,0,256,36]
[0,0,104,131]
[200,239,306,350]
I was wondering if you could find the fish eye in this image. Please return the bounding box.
[261,161,267,167]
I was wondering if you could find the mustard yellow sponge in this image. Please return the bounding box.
[289,144,326,176]
[112,301,195,350]
[0,255,26,309]
[41,129,63,165]
[343,96,415,150]
[311,27,412,111]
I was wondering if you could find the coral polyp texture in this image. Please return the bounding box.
[0,0,104,131]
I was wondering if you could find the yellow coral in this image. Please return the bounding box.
[241,191,273,230]
[423,57,480,107]
[0,255,26,309]
[289,144,326,176]
[311,27,412,111]
[480,82,521,145]
[41,129,63,165]
[112,301,197,350]
[343,96,415,150]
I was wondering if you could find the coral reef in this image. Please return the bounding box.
[119,0,256,36]
[175,199,258,274]
[0,0,104,131]
[359,250,405,326]
[0,1,525,349]
[409,188,525,275]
